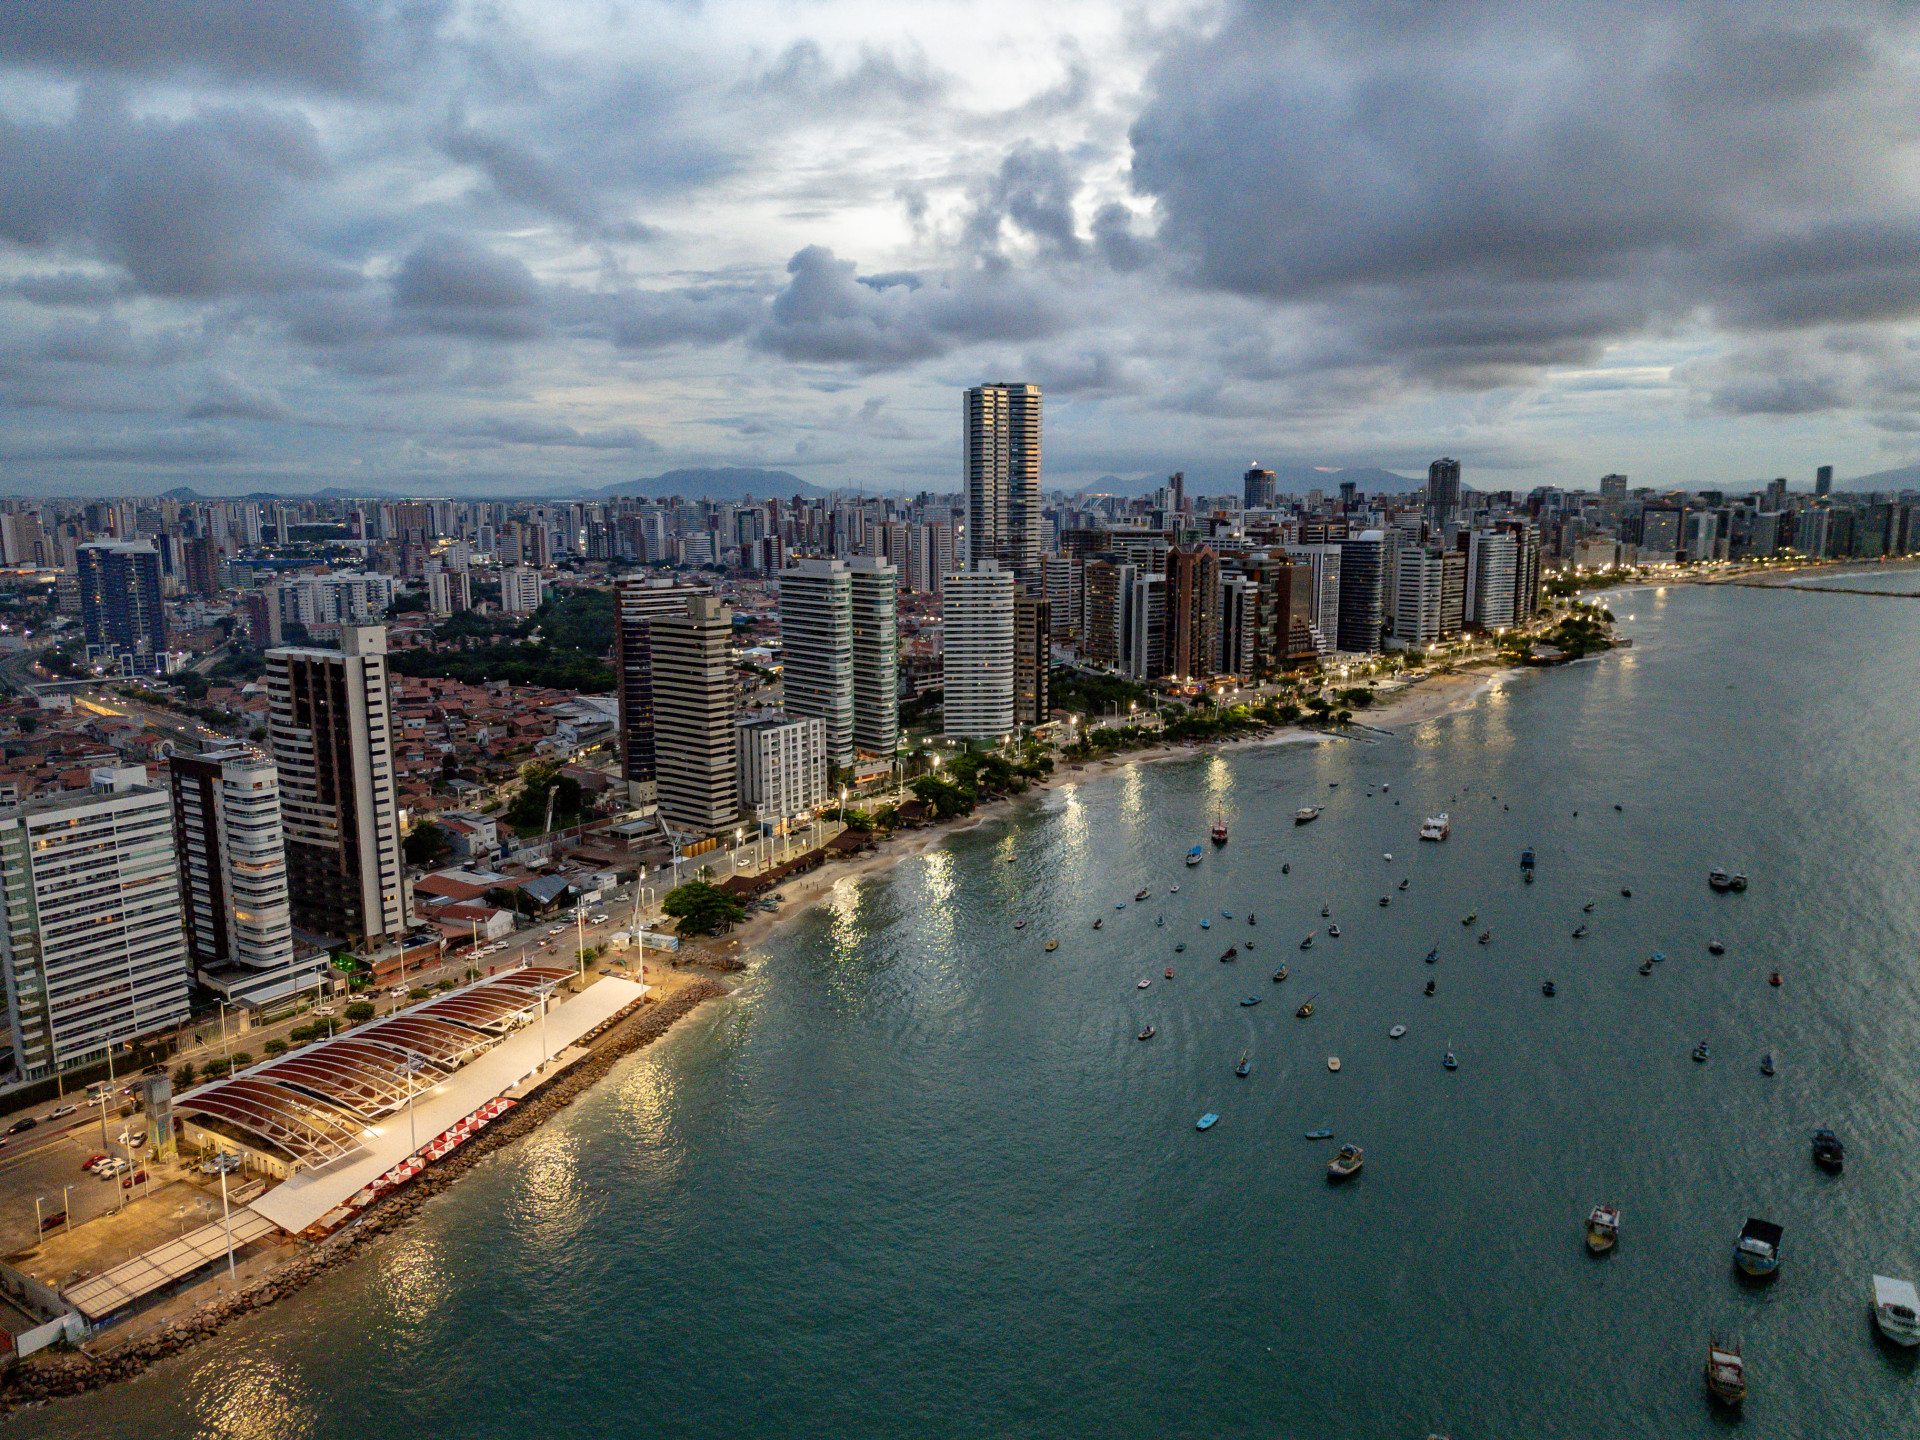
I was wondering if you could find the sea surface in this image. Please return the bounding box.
[29,582,1920,1439]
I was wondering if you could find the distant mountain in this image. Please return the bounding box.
[159,485,203,500]
[596,467,837,501]
[1848,462,1920,491]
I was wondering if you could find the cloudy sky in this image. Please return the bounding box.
[1,0,1917,498]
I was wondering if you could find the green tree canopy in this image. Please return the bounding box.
[404,821,453,866]
[662,879,747,936]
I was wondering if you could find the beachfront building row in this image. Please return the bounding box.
[776,557,899,772]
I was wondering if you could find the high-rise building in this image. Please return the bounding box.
[1599,474,1628,506]
[614,576,709,804]
[1126,571,1167,679]
[777,559,853,769]
[941,563,1015,738]
[501,565,544,615]
[1042,555,1082,640]
[1336,532,1388,653]
[182,536,221,598]
[1392,548,1448,649]
[1284,544,1343,654]
[963,382,1043,580]
[735,711,827,826]
[651,597,738,835]
[1243,466,1278,510]
[904,521,955,594]
[1815,465,1833,497]
[426,566,470,617]
[1013,593,1051,727]
[1166,544,1221,680]
[0,767,191,1082]
[77,541,167,675]
[848,557,899,759]
[1426,458,1462,527]
[168,748,320,1005]
[267,626,410,946]
[1465,530,1519,631]
[1219,572,1259,675]
[1083,557,1125,665]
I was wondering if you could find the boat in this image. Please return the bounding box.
[1769,970,1781,986]
[1382,784,1390,792]
[1442,1047,1457,1070]
[1304,1127,1333,1139]
[1524,871,1534,884]
[1116,901,1126,910]
[1092,918,1103,930]
[1294,806,1322,825]
[1873,1275,1920,1347]
[1300,933,1314,950]
[1419,812,1451,842]
[1195,1113,1218,1130]
[1240,996,1261,1007]
[1280,865,1288,875]
[1478,930,1492,945]
[1327,1144,1364,1179]
[1585,1204,1621,1254]
[1248,913,1256,926]
[1296,995,1316,1018]
[1735,1218,1784,1278]
[1273,967,1288,982]
[1462,912,1477,926]
[1620,887,1632,897]
[1389,1024,1407,1040]
[1425,980,1436,996]
[1326,1055,1339,1070]
[1424,946,1439,964]
[1521,846,1535,871]
[1136,887,1151,901]
[1730,873,1748,892]
[1244,940,1256,950]
[1222,911,1233,919]
[1156,915,1164,928]
[1220,946,1238,962]
[1186,846,1203,867]
[1572,925,1589,938]
[1201,919,1211,930]
[1044,940,1058,952]
[1136,978,1151,990]
[1170,884,1179,893]
[1638,960,1653,975]
[1813,1128,1844,1173]
[1651,950,1666,964]
[1328,924,1341,938]
[1541,980,1556,996]
[1014,918,1027,930]
[1165,967,1175,979]
[1692,1041,1709,1063]
[1582,902,1595,913]
[1708,939,1725,955]
[1708,867,1732,892]
[1174,943,1187,953]
[1760,1053,1774,1076]
[1378,896,1390,907]
[1705,1336,1746,1407]
[1235,1050,1251,1077]
[1138,1026,1156,1041]
[1399,878,1409,890]
[1321,903,1331,918]
[1383,853,1393,862]
[1211,817,1229,845]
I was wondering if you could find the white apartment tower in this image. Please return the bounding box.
[735,711,828,826]
[941,562,1015,739]
[0,768,191,1081]
[1465,530,1519,631]
[168,748,321,1005]
[777,559,853,768]
[1392,548,1448,650]
[848,557,899,759]
[651,597,739,835]
[267,625,410,945]
[501,565,544,616]
[963,383,1043,581]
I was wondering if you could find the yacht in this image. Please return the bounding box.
[1135,887,1151,901]
[1872,1275,1920,1347]
[1705,1337,1746,1407]
[1585,1204,1622,1254]
[1186,845,1203,867]
[1419,813,1451,842]
[1327,1144,1364,1180]
[1735,1218,1784,1278]
[1294,805,1322,825]
[1708,867,1732,892]
[1813,1128,1844,1173]
[1211,817,1229,845]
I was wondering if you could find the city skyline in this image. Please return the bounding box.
[1,4,1918,498]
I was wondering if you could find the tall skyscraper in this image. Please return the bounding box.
[1219,572,1258,676]
[848,557,899,759]
[501,565,544,615]
[1126,571,1167,679]
[1815,465,1833,497]
[941,563,1015,739]
[1243,466,1277,510]
[1042,555,1082,639]
[1283,543,1342,654]
[963,382,1043,580]
[0,768,191,1082]
[651,596,738,835]
[615,577,709,803]
[169,748,319,1005]
[1426,458,1462,527]
[267,626,410,946]
[1336,532,1388,653]
[1392,547,1448,649]
[1465,530,1519,631]
[778,559,853,768]
[1599,473,1628,506]
[1013,593,1051,727]
[1166,544,1221,681]
[77,541,167,675]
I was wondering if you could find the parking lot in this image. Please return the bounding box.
[0,1105,155,1258]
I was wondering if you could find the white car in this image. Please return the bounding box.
[311,1006,335,1017]
[49,1103,78,1119]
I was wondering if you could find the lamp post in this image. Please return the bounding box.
[218,1158,235,1281]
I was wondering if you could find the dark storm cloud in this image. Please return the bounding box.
[441,127,659,241]
[754,245,1062,371]
[9,272,133,307]
[186,370,290,422]
[0,94,359,298]
[1128,1,1920,379]
[0,0,375,92]
[392,235,544,340]
[967,144,1084,258]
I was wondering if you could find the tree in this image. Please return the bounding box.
[264,1039,288,1057]
[911,774,974,819]
[661,879,747,936]
[173,1061,197,1090]
[175,671,210,700]
[404,821,453,866]
[345,1001,376,1022]
[506,761,587,834]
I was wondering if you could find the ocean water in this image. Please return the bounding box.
[30,582,1920,1440]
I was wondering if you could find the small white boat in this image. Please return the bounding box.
[1326,1055,1341,1071]
[1585,1204,1621,1254]
[1388,1024,1407,1039]
[1419,813,1451,842]
[1327,1143,1363,1179]
[1705,1336,1745,1407]
[1873,1275,1920,1347]
[1294,806,1322,825]
[1135,979,1150,990]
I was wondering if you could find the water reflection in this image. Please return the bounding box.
[195,1357,319,1440]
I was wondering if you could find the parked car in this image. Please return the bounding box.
[39,1211,66,1231]
[589,914,608,925]
[121,1169,148,1189]
[98,1157,130,1179]
[49,1103,78,1119]
[126,1131,147,1148]
[311,1006,335,1017]
[81,1152,109,1170]
[6,1116,35,1134]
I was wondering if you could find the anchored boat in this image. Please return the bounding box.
[1705,1336,1746,1407]
[1294,805,1322,825]
[1186,845,1203,867]
[1585,1204,1621,1254]
[1419,812,1451,841]
[1873,1275,1920,1347]
[1735,1218,1784,1278]
[1327,1144,1364,1180]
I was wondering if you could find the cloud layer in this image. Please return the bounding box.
[0,0,1916,495]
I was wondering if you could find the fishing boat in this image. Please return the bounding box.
[1442,1046,1456,1070]
[1705,1336,1746,1407]
[1378,896,1391,907]
[1300,933,1314,950]
[1273,966,1288,982]
[1240,996,1261,1007]
[1244,940,1256,950]
[1583,902,1595,913]
[1478,930,1492,945]
[1651,950,1666,964]
[1541,980,1556,996]
[1014,918,1027,930]
[1116,901,1127,910]
[1638,959,1653,975]
[1222,911,1233,919]
[1294,805,1322,825]
[1692,1041,1710,1063]
[1398,878,1409,890]
[1760,1053,1774,1076]
[1135,887,1151,901]
[1326,1056,1340,1071]
[1572,925,1589,938]
[1524,871,1534,885]
[1730,873,1748,892]
[1813,1128,1844,1173]
[1708,867,1732,892]
[1170,884,1179,893]
[1174,943,1187,953]
[1136,978,1151,990]
[1195,1113,1218,1131]
[1419,812,1451,841]
[1280,865,1288,875]
[1708,939,1725,955]
[1186,845,1203,867]
[1462,912,1477,926]
[1585,1204,1621,1254]
[1304,1127,1333,1140]
[1220,946,1238,962]
[1235,1050,1251,1078]
[1321,903,1331,918]
[1621,887,1632,897]
[1044,940,1058,952]
[1092,917,1103,930]
[1769,970,1781,986]
[1327,1144,1364,1180]
[1248,912,1256,926]
[1138,1026,1156,1041]
[1424,980,1436,996]
[1521,845,1536,871]
[1156,915,1164,927]
[1389,1024,1407,1040]
[1873,1275,1920,1347]
[1201,919,1211,930]
[1328,924,1341,938]
[1165,967,1175,979]
[1296,996,1316,1018]
[1735,1218,1784,1278]
[1211,817,1229,845]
